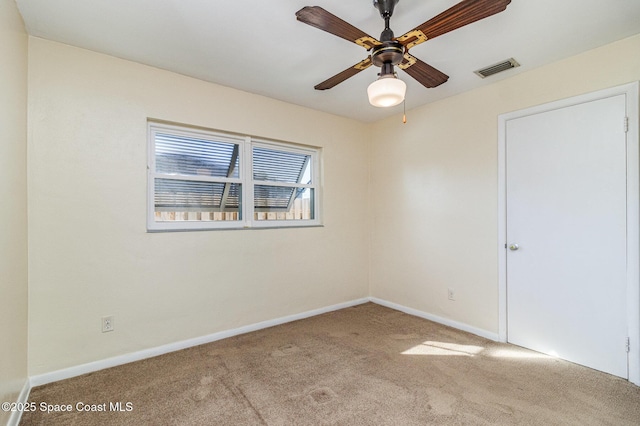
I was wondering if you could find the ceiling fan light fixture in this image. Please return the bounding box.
[367,74,406,107]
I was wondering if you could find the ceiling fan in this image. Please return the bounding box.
[296,0,511,107]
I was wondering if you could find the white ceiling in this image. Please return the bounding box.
[15,0,640,122]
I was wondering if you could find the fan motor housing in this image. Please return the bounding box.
[371,41,404,67]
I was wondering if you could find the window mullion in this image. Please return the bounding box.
[244,136,253,227]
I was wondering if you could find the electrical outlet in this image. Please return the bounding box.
[102,315,114,333]
[447,288,455,301]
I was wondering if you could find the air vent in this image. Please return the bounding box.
[474,58,520,78]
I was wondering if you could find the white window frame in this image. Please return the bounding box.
[147,121,322,231]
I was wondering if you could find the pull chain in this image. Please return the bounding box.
[402,99,407,124]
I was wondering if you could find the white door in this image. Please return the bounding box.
[505,94,628,378]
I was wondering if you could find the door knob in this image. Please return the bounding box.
[509,243,519,251]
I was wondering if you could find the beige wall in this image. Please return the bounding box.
[27,38,371,375]
[370,34,640,334]
[18,25,640,378]
[0,0,29,420]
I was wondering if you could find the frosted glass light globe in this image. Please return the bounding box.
[367,75,406,107]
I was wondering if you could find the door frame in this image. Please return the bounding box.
[497,82,640,385]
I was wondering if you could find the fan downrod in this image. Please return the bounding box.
[374,0,398,41]
[371,0,402,67]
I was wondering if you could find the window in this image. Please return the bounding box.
[148,122,321,231]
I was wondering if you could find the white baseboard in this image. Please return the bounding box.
[7,379,31,426]
[29,296,498,388]
[30,297,370,387]
[369,297,500,341]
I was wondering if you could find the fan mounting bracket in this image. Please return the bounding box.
[355,36,382,50]
[395,30,428,50]
[397,53,416,70]
[354,58,373,70]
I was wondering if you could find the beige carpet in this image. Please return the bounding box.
[21,303,640,425]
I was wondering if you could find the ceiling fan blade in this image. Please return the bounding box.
[399,54,449,88]
[314,57,373,91]
[396,0,511,49]
[296,6,381,50]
